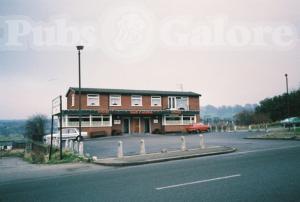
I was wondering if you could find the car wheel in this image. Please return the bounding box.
[75,135,83,142]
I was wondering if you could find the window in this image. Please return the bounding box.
[71,94,75,106]
[176,96,188,110]
[163,115,196,125]
[87,94,100,106]
[151,96,161,106]
[165,115,181,125]
[168,97,176,109]
[110,95,121,106]
[168,96,189,110]
[131,95,142,106]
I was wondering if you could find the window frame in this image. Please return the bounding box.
[131,95,143,106]
[87,94,100,107]
[151,96,161,107]
[109,95,122,106]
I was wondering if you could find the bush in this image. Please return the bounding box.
[112,129,122,136]
[24,114,48,142]
[152,129,162,134]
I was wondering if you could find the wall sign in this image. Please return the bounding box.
[153,119,159,124]
[114,120,121,125]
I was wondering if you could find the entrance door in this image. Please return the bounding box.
[123,119,129,133]
[132,118,140,133]
[144,118,150,133]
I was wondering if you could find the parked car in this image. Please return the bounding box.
[280,117,300,127]
[43,128,88,144]
[186,123,210,133]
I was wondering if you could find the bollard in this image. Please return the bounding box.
[92,156,98,161]
[65,139,69,149]
[74,141,78,153]
[117,141,123,158]
[294,124,296,132]
[69,140,74,152]
[248,125,252,132]
[181,136,186,151]
[234,126,237,132]
[199,134,205,149]
[215,126,218,133]
[265,124,269,133]
[140,139,146,155]
[79,142,84,156]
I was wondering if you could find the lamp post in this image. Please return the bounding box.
[76,45,84,141]
[285,74,290,117]
[285,73,290,130]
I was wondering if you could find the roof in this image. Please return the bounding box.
[66,87,201,97]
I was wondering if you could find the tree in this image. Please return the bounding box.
[24,114,48,142]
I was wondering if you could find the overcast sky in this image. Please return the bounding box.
[0,0,300,119]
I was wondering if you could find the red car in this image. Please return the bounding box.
[186,123,210,133]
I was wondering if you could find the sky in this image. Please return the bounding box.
[0,0,300,119]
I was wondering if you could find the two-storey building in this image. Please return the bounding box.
[61,87,201,137]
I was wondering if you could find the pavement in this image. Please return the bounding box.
[94,146,236,166]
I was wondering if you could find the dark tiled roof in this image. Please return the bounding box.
[66,87,201,97]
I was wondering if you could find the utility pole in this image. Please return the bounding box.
[77,45,84,141]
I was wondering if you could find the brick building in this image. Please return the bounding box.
[61,87,201,137]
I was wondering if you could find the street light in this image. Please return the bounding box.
[285,73,290,117]
[76,45,84,141]
[285,73,291,131]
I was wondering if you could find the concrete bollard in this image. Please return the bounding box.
[69,140,74,152]
[294,124,296,132]
[181,136,186,151]
[199,134,205,149]
[79,142,84,156]
[92,156,98,161]
[74,141,78,153]
[117,141,123,158]
[234,126,237,132]
[248,125,252,132]
[215,126,218,132]
[140,139,146,155]
[65,139,69,149]
[265,124,269,133]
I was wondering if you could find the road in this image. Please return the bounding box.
[1,132,300,202]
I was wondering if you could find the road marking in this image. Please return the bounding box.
[155,174,241,190]
[232,145,300,156]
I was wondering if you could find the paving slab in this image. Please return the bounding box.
[94,146,236,166]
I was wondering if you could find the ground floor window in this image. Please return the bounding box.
[163,115,196,125]
[62,115,112,127]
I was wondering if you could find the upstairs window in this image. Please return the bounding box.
[151,96,161,106]
[176,96,188,110]
[168,96,189,110]
[87,94,100,106]
[110,95,121,106]
[131,95,142,106]
[168,97,176,109]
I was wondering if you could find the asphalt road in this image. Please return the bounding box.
[1,132,300,202]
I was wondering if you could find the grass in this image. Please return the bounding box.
[46,150,90,164]
[0,149,25,158]
[247,130,300,140]
[1,148,91,164]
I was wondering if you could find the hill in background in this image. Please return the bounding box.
[201,104,257,120]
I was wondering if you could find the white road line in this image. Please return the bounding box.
[155,174,241,190]
[232,145,300,156]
